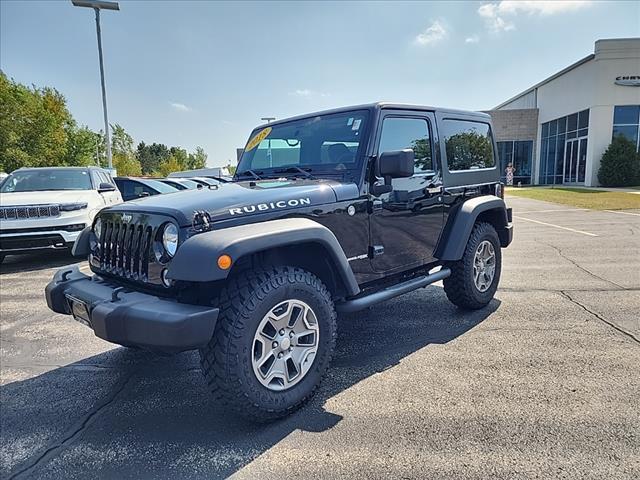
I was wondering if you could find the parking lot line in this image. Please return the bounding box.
[513,215,598,237]
[604,210,640,217]
[516,208,589,214]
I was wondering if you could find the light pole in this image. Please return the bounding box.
[72,0,119,171]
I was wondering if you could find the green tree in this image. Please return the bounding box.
[65,126,102,166]
[109,123,142,175]
[158,155,182,177]
[169,146,188,170]
[110,123,134,158]
[187,146,207,170]
[597,135,640,187]
[136,142,170,175]
[0,71,74,172]
[113,152,142,176]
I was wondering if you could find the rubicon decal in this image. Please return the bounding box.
[229,197,311,215]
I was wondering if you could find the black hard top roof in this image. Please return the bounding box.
[256,102,490,130]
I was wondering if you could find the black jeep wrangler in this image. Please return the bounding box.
[46,103,512,420]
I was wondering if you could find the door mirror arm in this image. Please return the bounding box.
[371,176,393,196]
[370,149,415,196]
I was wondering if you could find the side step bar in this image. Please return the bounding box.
[336,267,451,313]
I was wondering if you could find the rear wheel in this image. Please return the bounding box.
[443,222,501,310]
[200,266,337,421]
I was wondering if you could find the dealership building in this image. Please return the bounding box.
[487,38,640,186]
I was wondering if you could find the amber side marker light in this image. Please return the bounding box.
[217,254,232,270]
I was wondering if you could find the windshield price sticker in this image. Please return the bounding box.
[245,127,272,152]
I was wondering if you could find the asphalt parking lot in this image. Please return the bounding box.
[1,195,639,480]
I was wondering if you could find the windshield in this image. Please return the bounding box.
[236,110,369,179]
[177,179,200,189]
[142,179,179,193]
[0,169,92,193]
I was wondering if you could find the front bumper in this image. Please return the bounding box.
[45,266,219,353]
[0,230,81,254]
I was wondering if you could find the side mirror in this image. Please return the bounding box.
[98,182,116,192]
[372,149,414,195]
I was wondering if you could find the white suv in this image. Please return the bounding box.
[0,166,122,262]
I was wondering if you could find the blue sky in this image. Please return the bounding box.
[1,1,638,166]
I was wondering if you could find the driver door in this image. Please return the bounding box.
[369,111,444,274]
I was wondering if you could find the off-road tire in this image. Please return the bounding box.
[199,266,337,421]
[443,222,501,310]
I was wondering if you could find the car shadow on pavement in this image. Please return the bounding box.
[0,251,80,275]
[1,288,499,479]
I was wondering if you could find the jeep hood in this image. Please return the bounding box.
[105,179,358,226]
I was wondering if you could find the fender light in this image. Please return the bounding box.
[217,254,232,270]
[495,183,504,199]
[59,202,88,211]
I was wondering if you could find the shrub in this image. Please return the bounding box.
[598,135,640,187]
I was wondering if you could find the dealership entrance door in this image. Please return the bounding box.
[564,137,587,184]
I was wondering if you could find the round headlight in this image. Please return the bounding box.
[94,217,102,240]
[162,223,179,257]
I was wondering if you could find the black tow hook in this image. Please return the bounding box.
[111,287,125,302]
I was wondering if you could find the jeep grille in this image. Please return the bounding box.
[92,212,169,286]
[0,205,60,220]
[98,221,152,280]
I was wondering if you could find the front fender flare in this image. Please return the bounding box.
[167,218,360,296]
[437,195,509,261]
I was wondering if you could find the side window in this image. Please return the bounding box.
[90,171,102,188]
[98,171,114,186]
[378,117,433,173]
[443,120,495,171]
[115,179,134,200]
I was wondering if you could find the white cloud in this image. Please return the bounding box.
[289,89,330,98]
[478,4,515,32]
[170,102,192,112]
[465,35,480,44]
[496,1,591,15]
[478,1,591,33]
[413,20,447,46]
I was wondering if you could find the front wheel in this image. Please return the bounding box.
[443,222,502,310]
[200,266,337,421]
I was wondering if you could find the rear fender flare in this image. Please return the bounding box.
[437,195,509,261]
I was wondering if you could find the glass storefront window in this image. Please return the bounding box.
[540,109,589,184]
[613,105,640,125]
[497,140,532,185]
[613,105,640,151]
[578,109,589,129]
[557,117,566,134]
[613,125,639,145]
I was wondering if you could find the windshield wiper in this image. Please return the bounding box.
[273,166,315,179]
[237,169,263,180]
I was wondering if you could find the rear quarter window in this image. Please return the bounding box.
[443,119,496,172]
